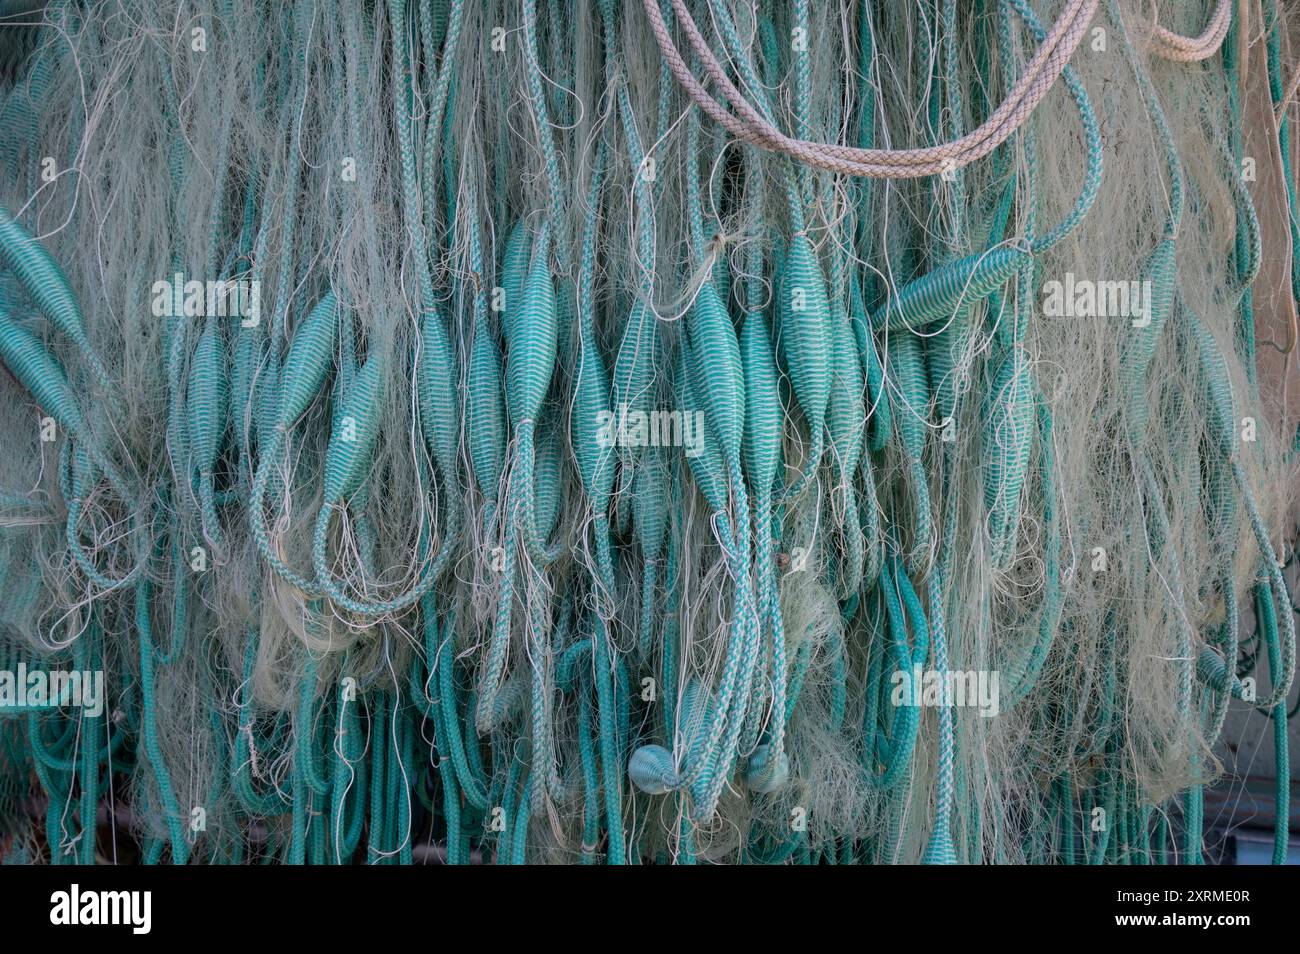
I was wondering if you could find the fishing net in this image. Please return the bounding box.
[0,0,1296,865]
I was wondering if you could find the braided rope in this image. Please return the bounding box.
[640,0,1100,178]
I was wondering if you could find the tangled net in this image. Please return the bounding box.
[0,0,1297,865]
